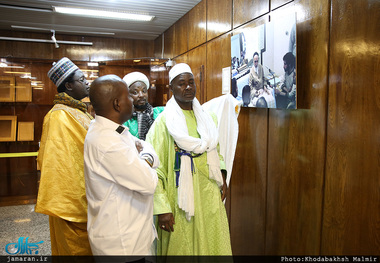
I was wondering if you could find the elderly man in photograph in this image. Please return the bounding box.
[146,63,232,256]
[249,52,265,96]
[35,57,93,255]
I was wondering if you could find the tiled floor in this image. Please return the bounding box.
[0,204,51,256]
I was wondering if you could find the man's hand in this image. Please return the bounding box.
[135,141,143,153]
[221,170,228,201]
[158,213,175,232]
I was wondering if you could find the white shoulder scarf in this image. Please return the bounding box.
[165,97,223,221]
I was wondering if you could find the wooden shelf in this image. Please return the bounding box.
[0,116,17,142]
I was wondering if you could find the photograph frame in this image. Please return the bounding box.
[231,11,297,109]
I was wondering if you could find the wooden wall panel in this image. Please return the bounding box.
[90,38,128,61]
[174,14,189,57]
[322,0,380,254]
[265,0,330,254]
[206,33,231,101]
[130,39,154,59]
[230,107,268,255]
[188,1,207,50]
[233,0,269,28]
[187,45,206,104]
[207,0,233,41]
[154,35,164,59]
[163,25,175,59]
[53,35,93,61]
[173,53,189,65]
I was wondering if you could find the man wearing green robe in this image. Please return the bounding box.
[146,63,232,255]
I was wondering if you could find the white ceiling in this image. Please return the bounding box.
[0,0,202,40]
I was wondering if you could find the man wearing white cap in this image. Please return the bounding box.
[146,63,232,255]
[122,72,164,140]
[35,57,93,255]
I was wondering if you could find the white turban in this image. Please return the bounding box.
[123,72,150,89]
[169,63,193,84]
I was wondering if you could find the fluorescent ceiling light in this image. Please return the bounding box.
[53,6,154,21]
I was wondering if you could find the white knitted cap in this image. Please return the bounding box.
[122,72,150,89]
[169,63,193,84]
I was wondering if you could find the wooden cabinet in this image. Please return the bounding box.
[0,76,32,102]
[15,77,32,102]
[0,76,15,102]
[17,122,34,141]
[0,116,17,142]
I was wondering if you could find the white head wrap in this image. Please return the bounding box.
[123,72,150,89]
[169,63,193,84]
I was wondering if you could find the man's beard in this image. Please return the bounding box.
[134,103,148,111]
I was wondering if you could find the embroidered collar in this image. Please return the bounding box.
[53,92,88,113]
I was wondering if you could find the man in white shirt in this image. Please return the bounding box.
[84,74,159,257]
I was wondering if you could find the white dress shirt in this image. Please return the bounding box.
[84,115,158,255]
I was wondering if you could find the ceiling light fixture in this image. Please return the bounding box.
[53,6,155,21]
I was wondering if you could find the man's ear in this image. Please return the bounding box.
[65,82,73,91]
[113,98,120,112]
